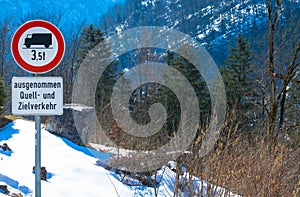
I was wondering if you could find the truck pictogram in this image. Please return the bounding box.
[24,33,52,48]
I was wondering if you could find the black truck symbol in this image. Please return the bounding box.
[24,33,52,48]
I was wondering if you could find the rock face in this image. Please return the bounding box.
[45,104,95,146]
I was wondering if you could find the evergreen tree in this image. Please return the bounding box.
[221,35,258,131]
[72,24,105,105]
[0,77,7,115]
[162,50,211,135]
[285,82,300,147]
[76,24,105,65]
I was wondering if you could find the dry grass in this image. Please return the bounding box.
[184,133,300,197]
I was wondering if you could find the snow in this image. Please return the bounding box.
[63,103,93,111]
[0,120,132,197]
[0,119,241,196]
[141,0,157,7]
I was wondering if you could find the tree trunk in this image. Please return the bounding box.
[266,0,282,143]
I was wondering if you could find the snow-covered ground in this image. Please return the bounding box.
[0,119,240,196]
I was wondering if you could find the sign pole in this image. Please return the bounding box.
[35,115,41,197]
[34,72,41,197]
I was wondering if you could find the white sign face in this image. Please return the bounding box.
[12,77,63,115]
[18,27,58,67]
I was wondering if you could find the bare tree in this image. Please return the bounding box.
[0,16,13,77]
[59,22,85,103]
[20,9,64,27]
[266,0,300,142]
[266,0,282,141]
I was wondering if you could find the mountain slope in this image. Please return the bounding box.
[99,0,300,66]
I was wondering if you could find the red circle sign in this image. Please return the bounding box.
[11,20,65,73]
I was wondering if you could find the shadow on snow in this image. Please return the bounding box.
[57,135,110,161]
[0,122,20,141]
[0,173,32,195]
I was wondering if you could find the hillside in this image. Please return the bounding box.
[99,0,299,65]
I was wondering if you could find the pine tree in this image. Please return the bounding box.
[0,77,7,115]
[285,82,300,147]
[72,24,105,105]
[221,35,258,131]
[76,24,105,65]
[162,50,211,135]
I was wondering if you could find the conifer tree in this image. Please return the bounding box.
[162,50,211,135]
[221,35,258,131]
[0,77,7,115]
[76,24,105,65]
[73,24,105,104]
[284,82,300,147]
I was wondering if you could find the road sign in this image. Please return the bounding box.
[12,77,63,115]
[11,20,65,74]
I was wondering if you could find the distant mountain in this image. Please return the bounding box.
[99,0,300,66]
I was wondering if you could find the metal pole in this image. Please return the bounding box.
[35,115,41,197]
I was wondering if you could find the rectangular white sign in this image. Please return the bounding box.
[12,77,63,115]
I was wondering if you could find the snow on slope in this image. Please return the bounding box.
[0,119,133,197]
[0,119,240,197]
